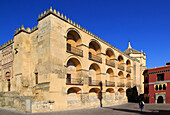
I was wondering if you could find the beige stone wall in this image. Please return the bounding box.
[0,8,146,113]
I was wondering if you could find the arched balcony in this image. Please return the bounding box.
[89,40,102,63]
[118,55,124,71]
[126,74,132,88]
[106,68,115,87]
[66,58,83,85]
[117,71,125,87]
[126,60,131,73]
[89,63,101,86]
[66,30,83,57]
[106,49,115,67]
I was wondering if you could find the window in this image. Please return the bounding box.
[163,84,166,90]
[155,85,158,91]
[35,73,38,84]
[157,74,164,81]
[159,85,162,90]
[66,74,71,84]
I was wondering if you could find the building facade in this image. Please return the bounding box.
[143,63,170,104]
[0,7,146,113]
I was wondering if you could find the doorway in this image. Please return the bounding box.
[157,96,163,103]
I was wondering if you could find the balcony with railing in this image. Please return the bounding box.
[66,43,83,57]
[117,82,125,87]
[89,79,101,86]
[126,82,131,88]
[66,78,83,85]
[106,59,115,67]
[118,63,125,71]
[89,52,102,63]
[126,66,131,73]
[105,80,115,87]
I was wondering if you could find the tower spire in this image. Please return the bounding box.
[128,40,132,49]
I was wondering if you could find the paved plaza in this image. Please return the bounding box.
[0,103,170,115]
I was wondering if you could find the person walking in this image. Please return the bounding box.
[139,100,145,112]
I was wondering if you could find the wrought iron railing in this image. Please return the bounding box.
[66,78,83,85]
[106,59,115,67]
[118,63,124,71]
[117,82,125,87]
[67,43,83,57]
[126,82,131,88]
[89,79,101,86]
[106,80,115,87]
[89,52,102,63]
[126,66,131,73]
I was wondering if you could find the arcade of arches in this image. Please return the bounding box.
[0,8,146,113]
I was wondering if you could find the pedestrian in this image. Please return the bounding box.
[139,100,145,112]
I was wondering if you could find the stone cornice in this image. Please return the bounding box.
[149,80,170,85]
[37,7,140,63]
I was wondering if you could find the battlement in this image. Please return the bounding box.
[37,7,140,62]
[0,39,14,50]
[13,25,38,36]
[37,7,100,41]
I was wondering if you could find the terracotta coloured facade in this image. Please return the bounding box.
[143,63,170,103]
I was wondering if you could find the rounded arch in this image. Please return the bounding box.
[106,68,114,78]
[163,84,166,90]
[4,70,11,79]
[66,57,82,71]
[89,39,101,53]
[89,63,101,73]
[106,88,114,93]
[66,28,82,38]
[118,55,124,63]
[65,55,83,69]
[89,88,101,94]
[126,74,131,79]
[126,60,131,66]
[118,88,124,92]
[67,87,82,94]
[106,48,115,59]
[157,96,163,103]
[66,28,82,47]
[118,71,124,78]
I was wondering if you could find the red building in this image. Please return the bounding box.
[143,62,170,104]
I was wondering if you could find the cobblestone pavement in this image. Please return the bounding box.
[0,103,170,115]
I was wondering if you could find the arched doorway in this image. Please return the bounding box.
[157,96,163,103]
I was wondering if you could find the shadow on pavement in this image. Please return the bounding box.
[104,107,170,115]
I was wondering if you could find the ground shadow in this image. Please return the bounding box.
[104,107,170,115]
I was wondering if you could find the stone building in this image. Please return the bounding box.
[0,7,146,113]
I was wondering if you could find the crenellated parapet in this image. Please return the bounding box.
[37,7,99,40]
[0,39,14,50]
[37,7,140,62]
[13,25,38,36]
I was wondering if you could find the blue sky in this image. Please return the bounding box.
[0,0,170,68]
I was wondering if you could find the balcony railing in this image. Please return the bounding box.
[106,80,115,87]
[126,82,131,88]
[89,52,102,63]
[89,79,101,86]
[106,59,115,67]
[66,78,83,85]
[117,82,125,87]
[118,63,124,71]
[126,66,131,73]
[67,43,83,57]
